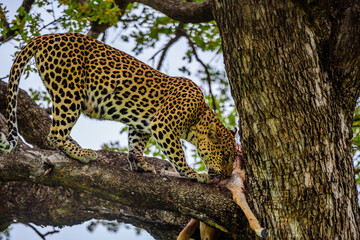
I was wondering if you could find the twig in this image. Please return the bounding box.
[149,23,185,70]
[37,18,63,33]
[156,35,182,70]
[43,228,60,237]
[0,75,9,81]
[120,17,142,22]
[50,0,56,20]
[24,223,59,240]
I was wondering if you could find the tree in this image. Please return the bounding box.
[212,1,360,238]
[1,0,359,239]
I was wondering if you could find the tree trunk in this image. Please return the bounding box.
[212,0,360,239]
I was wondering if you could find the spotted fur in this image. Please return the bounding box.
[0,33,237,183]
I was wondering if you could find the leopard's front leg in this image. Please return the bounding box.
[150,121,210,183]
[127,126,155,173]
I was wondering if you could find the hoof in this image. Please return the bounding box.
[255,228,266,239]
[261,229,266,238]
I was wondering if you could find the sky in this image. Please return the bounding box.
[5,221,153,240]
[0,1,225,239]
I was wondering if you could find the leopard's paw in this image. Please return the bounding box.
[186,172,210,183]
[196,173,211,183]
[136,161,156,174]
[77,149,97,163]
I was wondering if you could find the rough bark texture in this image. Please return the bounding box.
[0,181,188,240]
[211,0,360,239]
[0,141,250,239]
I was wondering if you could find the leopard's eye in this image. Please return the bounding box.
[222,151,230,163]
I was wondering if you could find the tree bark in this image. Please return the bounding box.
[0,140,250,239]
[211,0,360,239]
[0,181,188,240]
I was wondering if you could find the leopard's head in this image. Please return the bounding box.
[198,122,237,180]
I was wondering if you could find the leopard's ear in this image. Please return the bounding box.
[208,122,219,142]
[230,128,237,136]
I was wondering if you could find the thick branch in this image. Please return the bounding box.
[0,117,189,240]
[299,1,360,113]
[329,4,360,111]
[0,143,253,238]
[0,180,189,239]
[133,0,213,23]
[87,22,111,39]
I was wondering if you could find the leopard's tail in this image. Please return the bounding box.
[0,39,38,152]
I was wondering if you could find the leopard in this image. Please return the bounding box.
[0,33,237,183]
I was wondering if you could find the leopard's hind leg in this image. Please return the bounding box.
[49,100,96,163]
[127,126,155,173]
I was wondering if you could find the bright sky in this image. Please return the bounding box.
[0,1,225,239]
[7,221,154,240]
